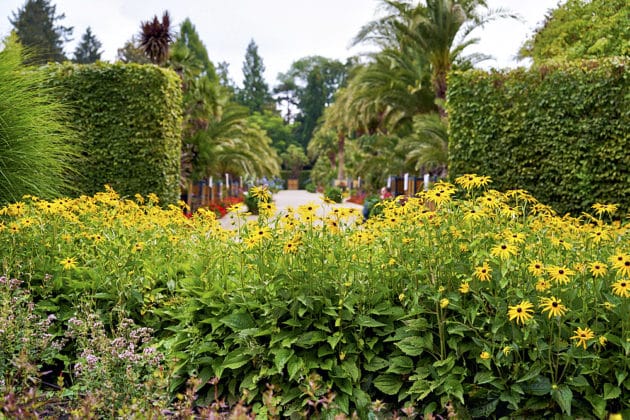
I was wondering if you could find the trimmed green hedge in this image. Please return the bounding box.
[45,63,183,204]
[447,58,629,215]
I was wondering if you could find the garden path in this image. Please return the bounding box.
[218,189,363,229]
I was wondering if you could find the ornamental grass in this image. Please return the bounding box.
[0,175,628,418]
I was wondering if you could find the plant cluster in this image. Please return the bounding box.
[0,176,628,418]
[44,62,183,204]
[448,57,629,216]
[324,186,343,203]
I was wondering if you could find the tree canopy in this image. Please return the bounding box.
[237,39,273,113]
[73,26,102,64]
[519,0,629,63]
[10,0,72,65]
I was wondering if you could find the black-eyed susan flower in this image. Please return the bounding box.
[570,326,595,349]
[60,257,78,270]
[598,335,608,347]
[480,351,491,360]
[547,265,575,284]
[535,278,551,292]
[528,260,545,277]
[508,300,534,325]
[490,242,518,260]
[611,280,630,298]
[458,282,470,294]
[588,261,607,277]
[132,242,144,253]
[502,346,512,356]
[539,296,567,318]
[473,262,492,282]
[591,203,617,217]
[612,255,630,278]
[440,298,449,309]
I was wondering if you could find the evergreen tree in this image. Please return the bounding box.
[237,39,273,113]
[73,26,102,64]
[10,0,73,65]
[171,19,218,82]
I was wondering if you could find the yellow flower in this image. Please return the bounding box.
[611,253,630,277]
[591,203,617,217]
[398,293,405,302]
[458,282,470,294]
[490,242,518,260]
[132,242,144,253]
[440,298,449,309]
[60,257,77,270]
[473,262,492,282]
[508,300,534,325]
[259,201,277,217]
[535,278,552,292]
[283,236,301,254]
[588,261,607,277]
[589,228,610,244]
[611,279,630,298]
[502,346,512,356]
[539,297,568,318]
[254,226,272,241]
[455,174,491,190]
[547,265,575,284]
[603,301,616,310]
[570,326,595,349]
[528,260,545,277]
[480,351,491,360]
[598,336,608,347]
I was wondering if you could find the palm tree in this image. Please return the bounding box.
[139,11,172,65]
[396,113,448,175]
[353,0,516,117]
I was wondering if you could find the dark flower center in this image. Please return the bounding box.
[558,270,564,275]
[552,302,558,307]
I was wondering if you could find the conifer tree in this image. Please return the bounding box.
[73,26,102,64]
[10,0,72,65]
[237,39,273,113]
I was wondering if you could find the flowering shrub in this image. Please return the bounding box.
[0,177,628,418]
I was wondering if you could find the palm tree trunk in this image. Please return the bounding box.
[337,132,345,181]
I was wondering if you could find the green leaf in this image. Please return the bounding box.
[395,336,427,356]
[287,357,304,381]
[272,348,294,372]
[522,375,551,396]
[552,384,572,416]
[355,315,386,327]
[364,356,389,372]
[585,393,606,419]
[373,374,403,395]
[469,399,499,418]
[219,311,255,331]
[474,371,497,385]
[386,356,413,374]
[222,348,251,370]
[327,332,342,350]
[295,331,327,348]
[516,364,542,383]
[603,383,621,400]
[341,360,361,382]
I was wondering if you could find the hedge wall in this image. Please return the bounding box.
[45,62,183,204]
[447,58,629,216]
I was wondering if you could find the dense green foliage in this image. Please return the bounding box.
[447,58,629,215]
[72,26,102,64]
[45,62,183,204]
[519,0,630,63]
[9,0,72,65]
[2,181,628,417]
[0,38,77,205]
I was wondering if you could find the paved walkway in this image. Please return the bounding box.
[219,190,363,229]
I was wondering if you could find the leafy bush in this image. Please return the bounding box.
[448,58,629,216]
[1,176,628,418]
[44,62,183,204]
[304,182,317,193]
[0,37,77,205]
[324,186,343,203]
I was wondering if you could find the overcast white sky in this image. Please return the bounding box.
[0,0,560,86]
